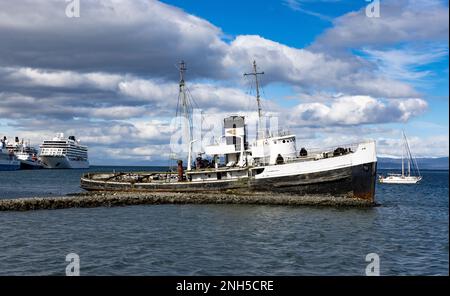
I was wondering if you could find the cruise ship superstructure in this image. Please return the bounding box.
[0,137,20,171]
[39,133,89,169]
[5,137,43,170]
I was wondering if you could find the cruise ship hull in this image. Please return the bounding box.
[40,156,89,169]
[19,160,44,170]
[0,152,20,171]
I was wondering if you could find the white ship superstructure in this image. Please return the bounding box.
[5,137,43,169]
[0,137,20,171]
[39,133,89,169]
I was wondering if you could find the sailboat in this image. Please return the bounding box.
[379,131,422,184]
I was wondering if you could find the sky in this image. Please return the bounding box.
[0,0,448,165]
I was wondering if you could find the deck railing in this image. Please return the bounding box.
[253,141,363,166]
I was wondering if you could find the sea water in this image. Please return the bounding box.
[0,168,448,275]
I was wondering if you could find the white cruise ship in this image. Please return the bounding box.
[5,137,44,169]
[0,137,20,171]
[39,133,89,169]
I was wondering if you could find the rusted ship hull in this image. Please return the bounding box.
[80,173,249,192]
[80,161,377,203]
[249,162,377,202]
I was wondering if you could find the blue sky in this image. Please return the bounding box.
[161,0,449,125]
[0,0,448,164]
[162,0,449,151]
[161,0,366,47]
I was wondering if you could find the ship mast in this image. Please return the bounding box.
[178,60,188,123]
[244,60,265,140]
[177,61,192,168]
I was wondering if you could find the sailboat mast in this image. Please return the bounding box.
[403,131,420,177]
[408,152,411,176]
[244,60,265,139]
[401,132,405,177]
[403,132,410,176]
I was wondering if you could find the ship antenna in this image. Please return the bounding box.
[179,60,187,90]
[244,60,265,139]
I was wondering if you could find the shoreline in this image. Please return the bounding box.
[0,191,377,211]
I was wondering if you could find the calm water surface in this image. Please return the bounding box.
[0,167,448,275]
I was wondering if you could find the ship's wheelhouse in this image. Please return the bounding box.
[251,133,297,165]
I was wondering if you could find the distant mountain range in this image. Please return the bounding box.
[378,157,449,170]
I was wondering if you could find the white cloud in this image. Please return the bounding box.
[224,35,418,98]
[118,79,173,101]
[4,67,123,90]
[0,66,267,115]
[282,0,333,21]
[88,106,148,119]
[289,95,428,126]
[312,0,449,50]
[377,134,449,158]
[0,0,228,79]
[0,0,432,99]
[362,46,449,81]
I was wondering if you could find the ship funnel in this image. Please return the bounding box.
[224,116,247,150]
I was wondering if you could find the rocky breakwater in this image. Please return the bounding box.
[0,191,377,211]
